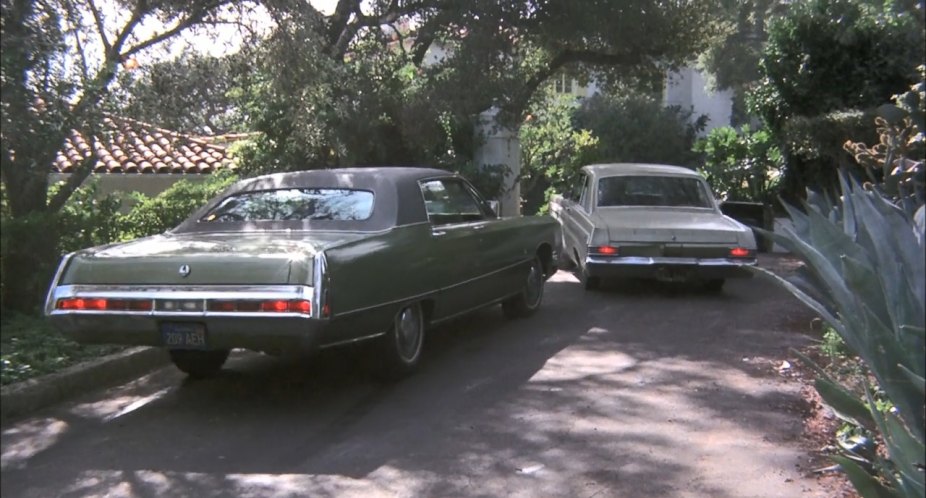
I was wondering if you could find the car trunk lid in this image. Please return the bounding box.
[594,207,741,244]
[60,231,368,285]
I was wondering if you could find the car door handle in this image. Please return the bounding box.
[432,231,447,237]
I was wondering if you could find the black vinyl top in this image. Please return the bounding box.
[172,167,458,234]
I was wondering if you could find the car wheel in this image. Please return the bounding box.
[168,349,230,378]
[380,303,425,378]
[502,256,545,319]
[704,279,725,293]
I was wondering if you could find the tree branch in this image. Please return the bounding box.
[505,49,645,120]
[84,0,112,54]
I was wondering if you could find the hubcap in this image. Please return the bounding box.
[395,307,422,362]
[524,260,543,308]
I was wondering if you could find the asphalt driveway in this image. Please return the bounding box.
[1,256,827,498]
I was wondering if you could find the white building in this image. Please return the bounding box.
[663,66,735,135]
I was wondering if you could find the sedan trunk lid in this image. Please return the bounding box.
[60,231,368,286]
[595,207,743,244]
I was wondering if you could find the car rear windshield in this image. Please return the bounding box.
[597,176,713,208]
[200,188,375,222]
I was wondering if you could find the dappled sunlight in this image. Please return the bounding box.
[59,468,435,498]
[69,388,171,422]
[529,337,638,382]
[1,417,69,470]
[547,271,579,283]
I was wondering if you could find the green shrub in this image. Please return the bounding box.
[693,124,783,204]
[54,180,124,254]
[119,170,238,239]
[0,313,125,385]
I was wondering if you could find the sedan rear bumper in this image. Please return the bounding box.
[48,313,325,353]
[586,256,756,281]
[45,284,326,353]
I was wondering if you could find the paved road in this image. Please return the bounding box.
[2,263,827,498]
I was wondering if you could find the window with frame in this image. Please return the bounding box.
[200,188,374,222]
[596,176,713,208]
[419,179,487,225]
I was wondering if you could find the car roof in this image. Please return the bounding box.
[582,163,703,178]
[240,167,453,189]
[173,167,459,233]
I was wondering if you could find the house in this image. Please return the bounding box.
[663,66,735,135]
[49,115,243,201]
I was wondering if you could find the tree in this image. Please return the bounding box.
[697,0,790,124]
[104,51,253,135]
[574,93,707,168]
[748,0,925,198]
[1,0,238,311]
[234,0,720,174]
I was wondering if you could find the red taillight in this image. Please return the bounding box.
[593,245,619,255]
[289,300,311,314]
[208,300,237,312]
[57,297,106,310]
[261,300,289,312]
[57,298,152,311]
[730,247,752,258]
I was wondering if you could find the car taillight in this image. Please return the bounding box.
[56,298,152,311]
[205,299,311,315]
[730,247,753,258]
[590,245,619,256]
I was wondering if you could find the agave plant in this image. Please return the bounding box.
[753,172,925,498]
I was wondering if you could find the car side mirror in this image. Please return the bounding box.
[487,200,500,218]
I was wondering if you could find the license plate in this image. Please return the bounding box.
[160,322,207,349]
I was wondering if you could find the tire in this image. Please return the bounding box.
[502,256,545,319]
[572,249,601,291]
[169,349,230,378]
[379,303,425,378]
[704,279,725,293]
[581,270,601,291]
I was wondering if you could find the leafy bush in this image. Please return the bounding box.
[694,124,783,204]
[54,180,124,254]
[0,313,125,385]
[520,92,600,213]
[119,171,238,239]
[574,92,707,168]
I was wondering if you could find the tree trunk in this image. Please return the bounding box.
[1,211,60,314]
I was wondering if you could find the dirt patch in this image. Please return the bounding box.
[761,253,860,498]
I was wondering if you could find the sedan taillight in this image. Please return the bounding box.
[56,298,153,311]
[729,247,754,258]
[589,245,619,256]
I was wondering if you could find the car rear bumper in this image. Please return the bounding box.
[47,313,325,353]
[585,256,757,281]
[45,284,325,353]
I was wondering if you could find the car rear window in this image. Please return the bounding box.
[597,176,712,208]
[200,188,375,222]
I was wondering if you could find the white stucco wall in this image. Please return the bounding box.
[664,67,734,135]
[49,173,211,212]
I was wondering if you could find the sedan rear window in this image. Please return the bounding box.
[597,176,712,208]
[200,188,375,222]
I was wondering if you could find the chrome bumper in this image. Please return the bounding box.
[585,256,757,280]
[45,284,323,352]
[587,256,757,267]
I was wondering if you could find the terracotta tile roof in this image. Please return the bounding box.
[52,116,244,175]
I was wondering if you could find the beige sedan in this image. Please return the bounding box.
[550,163,757,291]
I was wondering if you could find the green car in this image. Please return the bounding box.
[45,168,558,378]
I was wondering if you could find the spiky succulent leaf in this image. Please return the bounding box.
[830,455,901,498]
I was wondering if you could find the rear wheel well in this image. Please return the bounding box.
[419,299,436,326]
[536,243,554,277]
